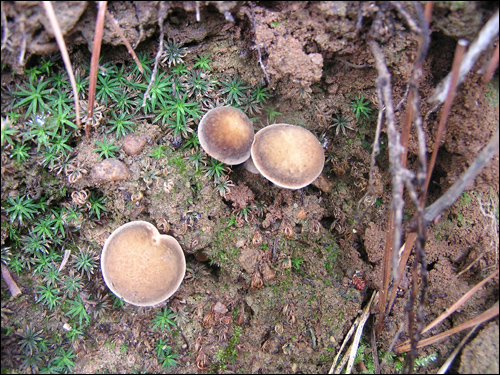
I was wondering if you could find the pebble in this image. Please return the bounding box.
[122,135,146,156]
[91,159,130,183]
[213,301,228,314]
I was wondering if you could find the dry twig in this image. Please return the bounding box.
[42,1,81,130]
[1,264,21,297]
[142,2,168,109]
[105,8,143,74]
[395,302,499,353]
[329,291,378,374]
[430,10,499,104]
[86,1,107,137]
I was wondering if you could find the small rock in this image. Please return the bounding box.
[122,135,146,156]
[213,301,228,314]
[91,159,130,183]
[238,247,260,274]
[261,262,276,282]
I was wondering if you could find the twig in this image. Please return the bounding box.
[1,264,22,297]
[58,249,72,272]
[249,2,270,85]
[346,292,378,374]
[477,193,499,268]
[329,292,378,374]
[395,302,499,353]
[1,2,10,51]
[369,38,406,295]
[483,42,499,85]
[357,84,384,213]
[430,10,499,104]
[396,270,498,356]
[18,16,26,66]
[86,1,107,137]
[105,8,143,74]
[370,317,380,374]
[403,269,498,344]
[142,2,168,109]
[421,126,499,224]
[42,1,81,130]
[437,325,478,374]
[423,39,468,202]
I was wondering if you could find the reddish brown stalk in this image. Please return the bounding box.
[105,9,143,74]
[395,302,499,353]
[422,39,468,203]
[86,1,107,138]
[483,42,499,85]
[1,264,21,297]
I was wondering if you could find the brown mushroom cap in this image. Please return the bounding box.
[251,124,325,189]
[198,106,254,165]
[101,221,185,306]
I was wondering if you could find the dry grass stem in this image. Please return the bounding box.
[395,302,499,353]
[142,2,168,109]
[483,42,499,84]
[86,1,107,137]
[329,291,378,374]
[437,325,478,374]
[423,39,468,200]
[58,249,72,272]
[370,318,380,374]
[430,10,499,104]
[404,269,498,345]
[42,1,81,130]
[105,9,143,74]
[422,126,499,224]
[1,264,22,297]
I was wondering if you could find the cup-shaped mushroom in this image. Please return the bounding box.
[198,106,254,165]
[101,221,186,306]
[251,124,325,189]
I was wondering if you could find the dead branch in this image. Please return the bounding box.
[368,39,406,284]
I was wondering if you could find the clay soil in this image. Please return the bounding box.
[1,1,499,374]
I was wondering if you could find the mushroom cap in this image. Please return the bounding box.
[101,221,185,306]
[198,106,254,165]
[251,124,325,189]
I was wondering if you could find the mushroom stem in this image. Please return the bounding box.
[243,157,260,174]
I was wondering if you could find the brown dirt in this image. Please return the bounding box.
[1,1,499,374]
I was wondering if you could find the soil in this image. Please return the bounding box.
[1,1,499,374]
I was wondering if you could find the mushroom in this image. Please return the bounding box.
[198,106,254,165]
[251,123,325,189]
[101,221,185,306]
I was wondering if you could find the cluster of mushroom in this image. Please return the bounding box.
[100,108,323,306]
[198,106,325,189]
